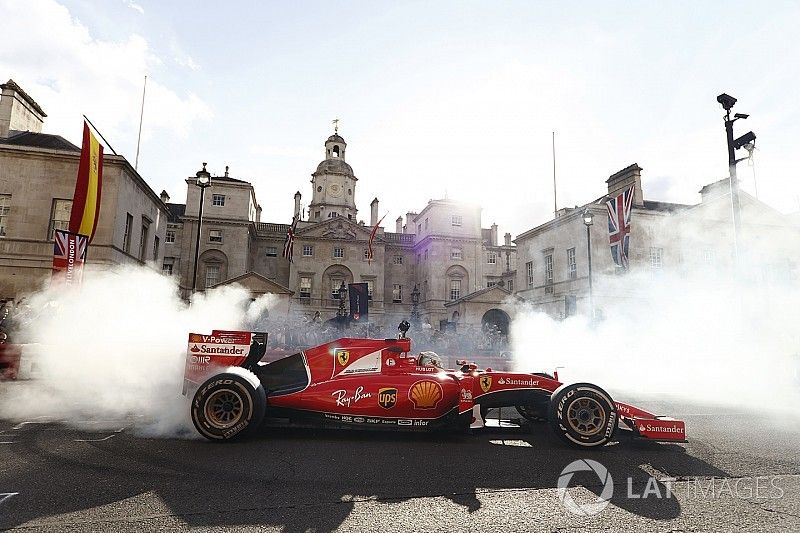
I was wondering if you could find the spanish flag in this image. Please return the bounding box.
[68,122,103,242]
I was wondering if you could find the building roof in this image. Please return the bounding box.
[211,174,249,184]
[1,79,47,117]
[166,203,186,223]
[641,199,690,212]
[0,131,79,151]
[326,133,346,144]
[315,158,354,176]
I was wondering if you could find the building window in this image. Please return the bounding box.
[487,251,497,264]
[544,254,554,294]
[333,247,344,259]
[123,212,133,252]
[392,284,402,303]
[153,236,160,260]
[417,224,421,234]
[425,217,429,230]
[162,257,174,275]
[487,281,497,288]
[205,264,220,287]
[209,229,223,243]
[303,245,313,257]
[451,248,462,260]
[299,276,312,298]
[451,215,462,226]
[507,279,513,292]
[265,246,278,257]
[450,279,461,301]
[567,247,577,280]
[424,249,429,261]
[650,247,663,269]
[0,194,10,236]
[363,249,370,260]
[212,194,225,207]
[139,218,150,260]
[49,199,73,240]
[702,249,715,265]
[526,261,534,287]
[393,255,403,265]
[314,211,320,220]
[365,279,374,300]
[165,230,175,243]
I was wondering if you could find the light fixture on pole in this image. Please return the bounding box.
[337,281,347,329]
[716,93,756,266]
[191,163,211,294]
[582,209,594,319]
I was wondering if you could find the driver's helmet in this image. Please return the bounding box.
[417,351,443,368]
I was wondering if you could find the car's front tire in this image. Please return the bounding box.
[191,370,266,441]
[548,383,617,448]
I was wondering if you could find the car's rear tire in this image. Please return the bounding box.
[548,383,617,448]
[191,370,266,441]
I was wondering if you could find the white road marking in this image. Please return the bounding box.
[0,492,18,507]
[74,434,117,443]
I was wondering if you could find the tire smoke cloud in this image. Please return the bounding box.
[0,265,275,437]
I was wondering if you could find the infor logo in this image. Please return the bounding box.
[557,459,613,516]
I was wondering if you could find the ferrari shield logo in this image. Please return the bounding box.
[336,349,350,366]
[480,376,492,393]
[378,387,397,409]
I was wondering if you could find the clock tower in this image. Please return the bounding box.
[308,132,358,222]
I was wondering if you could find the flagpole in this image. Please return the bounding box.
[82,115,118,156]
[134,75,147,170]
[552,131,558,218]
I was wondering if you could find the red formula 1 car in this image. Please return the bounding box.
[182,330,686,448]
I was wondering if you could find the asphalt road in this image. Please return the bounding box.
[1,384,799,532]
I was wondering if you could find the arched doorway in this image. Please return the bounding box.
[481,308,510,335]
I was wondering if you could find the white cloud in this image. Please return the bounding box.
[123,1,144,15]
[0,0,211,154]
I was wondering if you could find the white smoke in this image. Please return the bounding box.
[0,265,274,437]
[510,269,800,416]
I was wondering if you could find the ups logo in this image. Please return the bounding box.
[336,349,350,366]
[378,387,397,409]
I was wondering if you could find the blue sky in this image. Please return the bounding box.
[2,0,799,235]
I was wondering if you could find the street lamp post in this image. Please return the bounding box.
[410,284,420,325]
[716,93,756,266]
[191,163,211,294]
[336,281,347,329]
[582,209,594,319]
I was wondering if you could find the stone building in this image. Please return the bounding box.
[514,163,800,318]
[0,79,169,299]
[165,132,517,332]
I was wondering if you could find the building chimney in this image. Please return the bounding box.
[504,232,512,246]
[405,212,417,234]
[396,216,403,233]
[606,164,644,206]
[370,197,379,226]
[294,191,301,220]
[0,79,46,138]
[490,223,498,246]
[256,204,262,223]
[160,190,170,203]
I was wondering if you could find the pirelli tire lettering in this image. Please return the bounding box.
[548,383,618,448]
[191,371,266,441]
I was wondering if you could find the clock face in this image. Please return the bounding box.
[328,183,342,198]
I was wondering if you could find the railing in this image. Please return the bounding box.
[292,296,385,310]
[382,232,415,245]
[255,222,290,234]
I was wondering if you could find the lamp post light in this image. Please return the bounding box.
[336,281,347,329]
[716,93,756,265]
[410,284,420,325]
[191,163,211,294]
[582,209,594,319]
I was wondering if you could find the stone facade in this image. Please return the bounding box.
[514,164,800,318]
[166,133,517,331]
[0,80,169,299]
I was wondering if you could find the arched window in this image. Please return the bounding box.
[332,145,340,157]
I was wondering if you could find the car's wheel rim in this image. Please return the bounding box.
[567,397,606,436]
[205,389,244,429]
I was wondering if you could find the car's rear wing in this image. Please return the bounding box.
[182,330,267,396]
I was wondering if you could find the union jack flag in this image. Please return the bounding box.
[606,185,634,269]
[282,215,298,262]
[52,229,88,285]
[367,213,386,265]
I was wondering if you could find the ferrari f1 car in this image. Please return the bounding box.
[182,330,686,448]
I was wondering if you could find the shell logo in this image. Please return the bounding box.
[409,380,443,409]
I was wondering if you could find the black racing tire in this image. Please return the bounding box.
[191,370,266,441]
[548,382,617,448]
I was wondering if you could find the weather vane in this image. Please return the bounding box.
[332,118,339,134]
